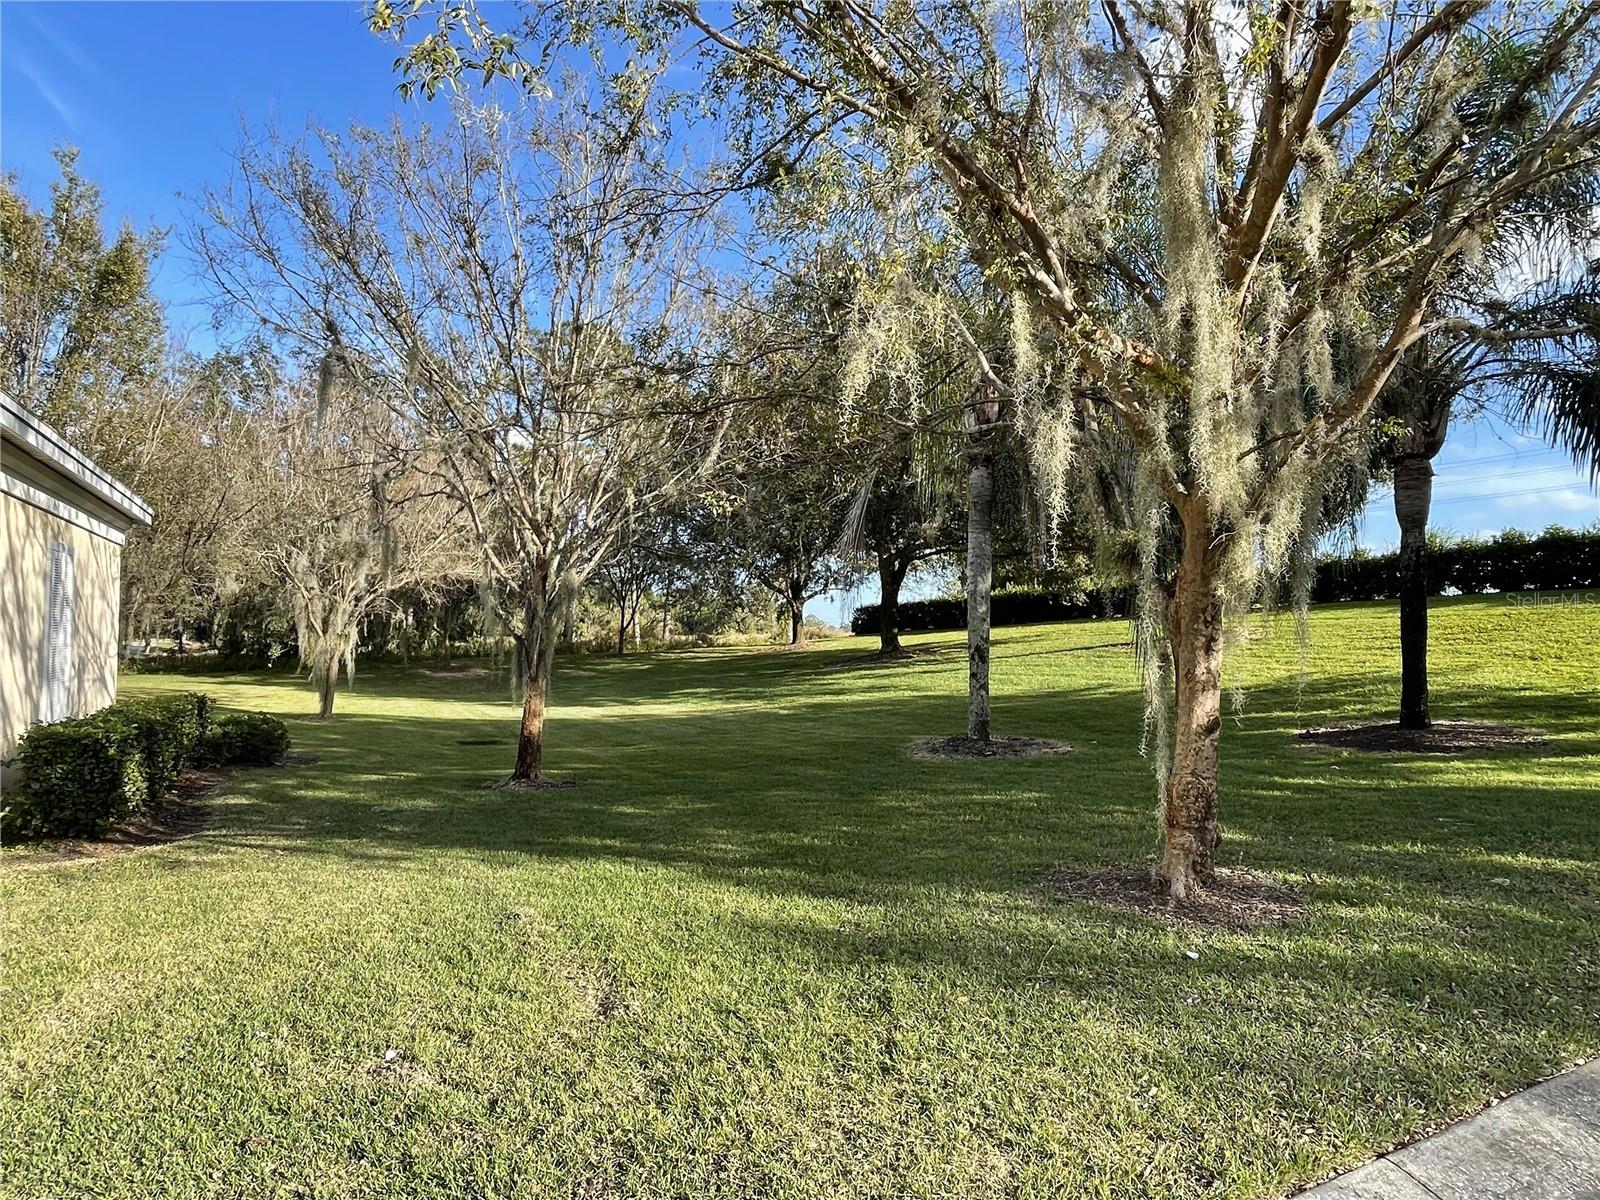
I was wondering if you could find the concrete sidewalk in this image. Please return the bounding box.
[1302,1060,1599,1199]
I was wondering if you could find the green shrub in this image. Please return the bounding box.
[1311,524,1600,602]
[851,588,1131,635]
[198,712,290,767]
[5,710,148,838]
[118,692,210,804]
[3,691,225,841]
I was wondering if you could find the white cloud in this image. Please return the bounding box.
[11,51,80,131]
[25,12,97,78]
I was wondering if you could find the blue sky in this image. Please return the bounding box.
[3,1,1594,626]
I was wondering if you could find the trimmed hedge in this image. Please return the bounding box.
[197,713,290,767]
[1311,525,1600,602]
[119,691,212,804]
[851,588,1130,636]
[851,527,1597,635]
[5,709,148,838]
[4,693,286,840]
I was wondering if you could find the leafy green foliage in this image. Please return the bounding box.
[851,588,1129,635]
[0,146,164,431]
[2,692,282,839]
[197,713,290,767]
[4,709,147,838]
[1314,525,1600,602]
[117,692,211,804]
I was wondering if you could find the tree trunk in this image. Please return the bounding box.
[314,651,338,719]
[1394,455,1434,730]
[617,602,628,655]
[561,602,575,652]
[966,441,994,742]
[878,554,907,655]
[510,626,557,783]
[787,593,804,646]
[1157,505,1225,899]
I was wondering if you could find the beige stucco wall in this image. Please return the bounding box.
[0,482,125,768]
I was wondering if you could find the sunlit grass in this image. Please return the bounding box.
[3,595,1597,1198]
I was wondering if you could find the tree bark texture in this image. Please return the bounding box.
[314,652,338,719]
[1393,455,1435,730]
[877,554,907,655]
[787,591,805,646]
[966,441,994,742]
[510,622,558,782]
[1156,503,1225,899]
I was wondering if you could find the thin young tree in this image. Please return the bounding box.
[194,94,727,780]
[246,365,458,718]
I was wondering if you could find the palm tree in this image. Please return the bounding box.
[1373,29,1600,731]
[1375,276,1599,730]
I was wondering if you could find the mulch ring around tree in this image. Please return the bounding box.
[1296,719,1548,754]
[908,734,1073,760]
[827,644,958,671]
[489,776,578,791]
[1043,864,1307,930]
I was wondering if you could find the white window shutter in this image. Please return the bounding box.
[45,541,75,722]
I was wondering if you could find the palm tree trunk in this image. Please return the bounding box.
[1394,455,1434,730]
[966,441,994,742]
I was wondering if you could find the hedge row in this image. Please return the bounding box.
[850,526,1597,635]
[4,695,290,839]
[1310,525,1600,602]
[851,588,1130,635]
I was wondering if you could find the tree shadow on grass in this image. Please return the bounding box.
[192,667,1599,936]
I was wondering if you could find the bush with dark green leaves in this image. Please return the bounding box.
[197,712,290,767]
[118,692,212,804]
[4,709,149,838]
[1311,525,1600,602]
[4,692,288,842]
[851,588,1131,636]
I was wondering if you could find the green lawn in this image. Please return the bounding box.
[4,595,1598,1199]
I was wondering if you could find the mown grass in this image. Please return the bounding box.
[3,595,1597,1199]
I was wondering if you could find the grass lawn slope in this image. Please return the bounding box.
[3,595,1597,1199]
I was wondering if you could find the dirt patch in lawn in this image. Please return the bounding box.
[1043,864,1306,930]
[1296,719,1547,754]
[1,769,223,871]
[489,776,578,791]
[908,734,1072,760]
[828,644,957,671]
[418,664,491,679]
[361,1049,440,1089]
